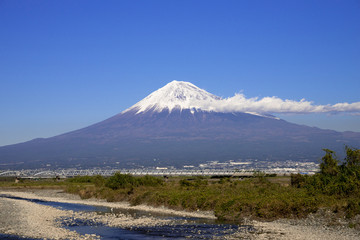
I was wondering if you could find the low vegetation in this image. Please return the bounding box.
[1,146,359,227]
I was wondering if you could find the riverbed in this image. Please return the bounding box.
[0,189,248,239]
[1,189,359,239]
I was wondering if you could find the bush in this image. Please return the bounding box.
[291,173,306,188]
[105,173,137,190]
[137,175,164,187]
[320,149,339,176]
[66,175,105,187]
[67,176,94,183]
[180,179,193,187]
[105,173,164,190]
[345,199,360,218]
[93,175,105,187]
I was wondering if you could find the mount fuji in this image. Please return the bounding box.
[1,81,360,169]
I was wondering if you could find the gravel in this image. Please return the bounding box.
[0,196,89,239]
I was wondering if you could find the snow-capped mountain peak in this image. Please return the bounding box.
[124,80,221,114]
[124,80,278,119]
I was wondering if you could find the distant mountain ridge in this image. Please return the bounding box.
[1,81,359,169]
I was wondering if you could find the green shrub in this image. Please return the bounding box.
[345,199,360,218]
[66,175,105,187]
[291,173,306,188]
[105,173,164,190]
[105,173,137,190]
[67,176,94,183]
[137,175,164,187]
[180,179,193,187]
[320,149,339,176]
[93,175,105,187]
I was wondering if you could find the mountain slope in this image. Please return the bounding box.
[1,81,359,169]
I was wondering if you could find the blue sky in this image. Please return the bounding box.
[1,0,359,146]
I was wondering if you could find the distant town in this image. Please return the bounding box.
[0,159,319,178]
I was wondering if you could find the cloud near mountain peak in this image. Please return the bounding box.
[211,93,360,114]
[126,81,360,115]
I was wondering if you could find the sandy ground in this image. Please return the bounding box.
[1,188,360,239]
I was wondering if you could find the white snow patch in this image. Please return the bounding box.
[124,80,220,114]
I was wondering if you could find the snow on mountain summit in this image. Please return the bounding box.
[124,80,222,113]
[124,80,278,119]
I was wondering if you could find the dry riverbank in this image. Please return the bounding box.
[1,188,360,239]
[0,195,88,239]
[0,188,216,219]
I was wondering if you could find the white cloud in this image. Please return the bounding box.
[212,93,360,114]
